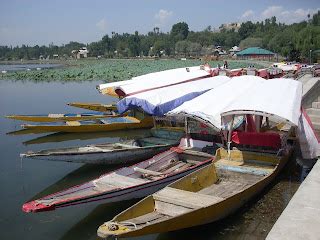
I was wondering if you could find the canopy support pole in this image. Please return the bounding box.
[185,117,190,148]
[227,115,235,159]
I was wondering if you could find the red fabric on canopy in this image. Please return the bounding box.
[232,131,281,149]
[258,69,269,79]
[246,115,256,132]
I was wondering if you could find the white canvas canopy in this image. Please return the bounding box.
[97,66,211,96]
[220,78,320,159]
[115,66,212,97]
[167,76,266,130]
[117,76,231,116]
[168,75,319,159]
[221,78,302,126]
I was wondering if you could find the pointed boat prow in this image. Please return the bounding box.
[22,200,55,213]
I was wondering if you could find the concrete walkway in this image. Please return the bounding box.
[267,74,320,240]
[298,74,319,96]
[266,159,320,240]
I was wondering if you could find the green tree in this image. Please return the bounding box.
[128,31,141,57]
[239,37,263,49]
[238,21,256,39]
[175,40,190,57]
[170,22,189,42]
[312,10,320,26]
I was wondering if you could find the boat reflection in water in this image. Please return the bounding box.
[28,163,118,202]
[60,201,139,240]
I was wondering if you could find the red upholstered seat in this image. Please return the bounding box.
[231,131,281,149]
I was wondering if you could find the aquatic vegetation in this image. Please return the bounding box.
[0,59,267,82]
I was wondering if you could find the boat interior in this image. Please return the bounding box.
[93,149,213,189]
[22,127,185,157]
[35,149,213,206]
[104,148,280,233]
[25,117,141,127]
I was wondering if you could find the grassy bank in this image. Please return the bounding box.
[0,59,270,82]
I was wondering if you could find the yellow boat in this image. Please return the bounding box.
[97,147,292,238]
[67,102,118,112]
[21,116,154,133]
[100,87,118,97]
[6,112,119,122]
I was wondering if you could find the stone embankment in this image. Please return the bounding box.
[299,73,320,129]
[266,72,320,240]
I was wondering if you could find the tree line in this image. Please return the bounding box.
[0,11,319,62]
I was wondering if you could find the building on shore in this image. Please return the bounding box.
[219,22,241,32]
[71,47,89,59]
[229,46,241,56]
[236,47,275,61]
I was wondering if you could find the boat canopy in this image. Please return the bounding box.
[117,76,231,116]
[97,66,212,97]
[220,78,320,159]
[220,78,302,126]
[168,76,319,159]
[167,76,266,130]
[115,66,212,97]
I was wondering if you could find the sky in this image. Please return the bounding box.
[0,0,319,46]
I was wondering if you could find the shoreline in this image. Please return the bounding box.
[0,59,272,82]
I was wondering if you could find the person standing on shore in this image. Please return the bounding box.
[223,60,228,69]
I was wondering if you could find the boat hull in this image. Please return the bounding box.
[21,117,154,133]
[6,114,118,122]
[67,102,117,112]
[22,148,214,213]
[98,148,292,238]
[22,144,175,164]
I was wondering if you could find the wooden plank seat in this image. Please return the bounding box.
[154,187,224,209]
[134,167,163,176]
[93,173,148,190]
[161,162,188,174]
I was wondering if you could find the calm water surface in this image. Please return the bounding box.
[0,63,62,72]
[0,79,304,240]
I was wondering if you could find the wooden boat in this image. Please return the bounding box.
[6,112,119,122]
[22,147,214,213]
[97,147,292,238]
[20,128,185,164]
[20,129,151,145]
[20,116,154,133]
[67,102,117,112]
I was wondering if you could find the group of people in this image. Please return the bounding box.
[217,61,228,69]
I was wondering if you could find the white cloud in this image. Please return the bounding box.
[240,6,319,24]
[154,9,173,27]
[241,10,254,19]
[261,6,283,19]
[96,18,107,31]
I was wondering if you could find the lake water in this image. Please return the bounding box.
[0,63,62,72]
[0,79,305,240]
